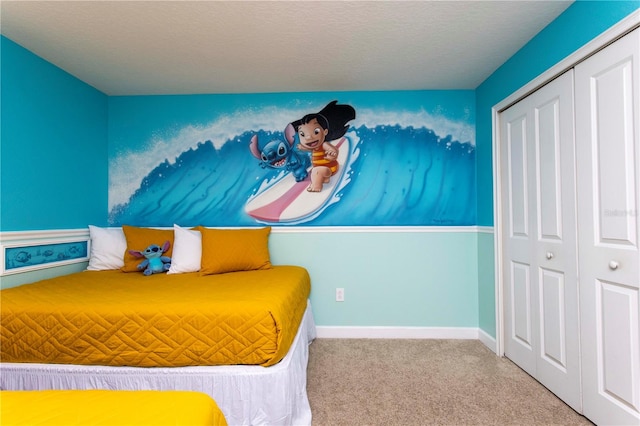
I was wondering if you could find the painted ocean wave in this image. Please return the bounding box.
[108,106,475,210]
[108,125,476,227]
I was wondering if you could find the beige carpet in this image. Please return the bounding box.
[307,339,593,426]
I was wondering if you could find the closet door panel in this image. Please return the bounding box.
[535,90,573,376]
[511,261,533,350]
[502,109,537,376]
[508,116,530,238]
[531,71,581,412]
[594,55,638,245]
[600,282,638,403]
[536,99,563,240]
[500,70,581,411]
[576,28,640,426]
[539,268,567,369]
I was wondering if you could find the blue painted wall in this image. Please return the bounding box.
[475,1,640,337]
[0,36,109,231]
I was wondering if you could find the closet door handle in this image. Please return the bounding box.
[546,252,554,260]
[608,260,619,270]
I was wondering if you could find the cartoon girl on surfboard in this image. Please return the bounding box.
[291,100,356,192]
[244,100,356,224]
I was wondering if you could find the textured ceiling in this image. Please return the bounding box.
[1,0,573,95]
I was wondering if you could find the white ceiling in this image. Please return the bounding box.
[1,0,573,96]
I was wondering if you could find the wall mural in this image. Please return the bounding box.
[108,93,476,227]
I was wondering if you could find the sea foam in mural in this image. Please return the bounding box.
[109,98,476,227]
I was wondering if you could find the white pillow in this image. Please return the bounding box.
[87,225,127,271]
[167,224,202,274]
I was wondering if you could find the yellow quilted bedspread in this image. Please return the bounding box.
[0,266,310,367]
[0,390,227,426]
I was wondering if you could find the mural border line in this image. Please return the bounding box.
[272,226,494,233]
[0,226,493,241]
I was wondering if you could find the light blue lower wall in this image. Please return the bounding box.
[271,229,479,327]
[477,232,495,337]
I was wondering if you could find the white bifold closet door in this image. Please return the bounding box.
[575,28,640,426]
[500,70,582,412]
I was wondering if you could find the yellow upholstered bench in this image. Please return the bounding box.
[0,390,227,426]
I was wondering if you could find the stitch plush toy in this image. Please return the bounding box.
[128,241,172,276]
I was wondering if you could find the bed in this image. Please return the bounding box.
[0,304,315,425]
[0,225,316,425]
[0,389,228,426]
[0,266,310,367]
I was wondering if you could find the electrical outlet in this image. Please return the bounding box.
[336,288,345,302]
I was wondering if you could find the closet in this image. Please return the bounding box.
[498,28,639,426]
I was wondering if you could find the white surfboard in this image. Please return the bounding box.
[245,137,350,223]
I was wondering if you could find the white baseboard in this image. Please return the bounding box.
[315,326,479,339]
[478,328,498,354]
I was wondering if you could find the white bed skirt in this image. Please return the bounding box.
[0,301,317,426]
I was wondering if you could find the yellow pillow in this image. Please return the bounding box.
[121,225,175,272]
[199,227,272,275]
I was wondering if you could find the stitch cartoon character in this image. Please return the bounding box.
[291,100,356,192]
[249,125,311,182]
[128,241,171,275]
